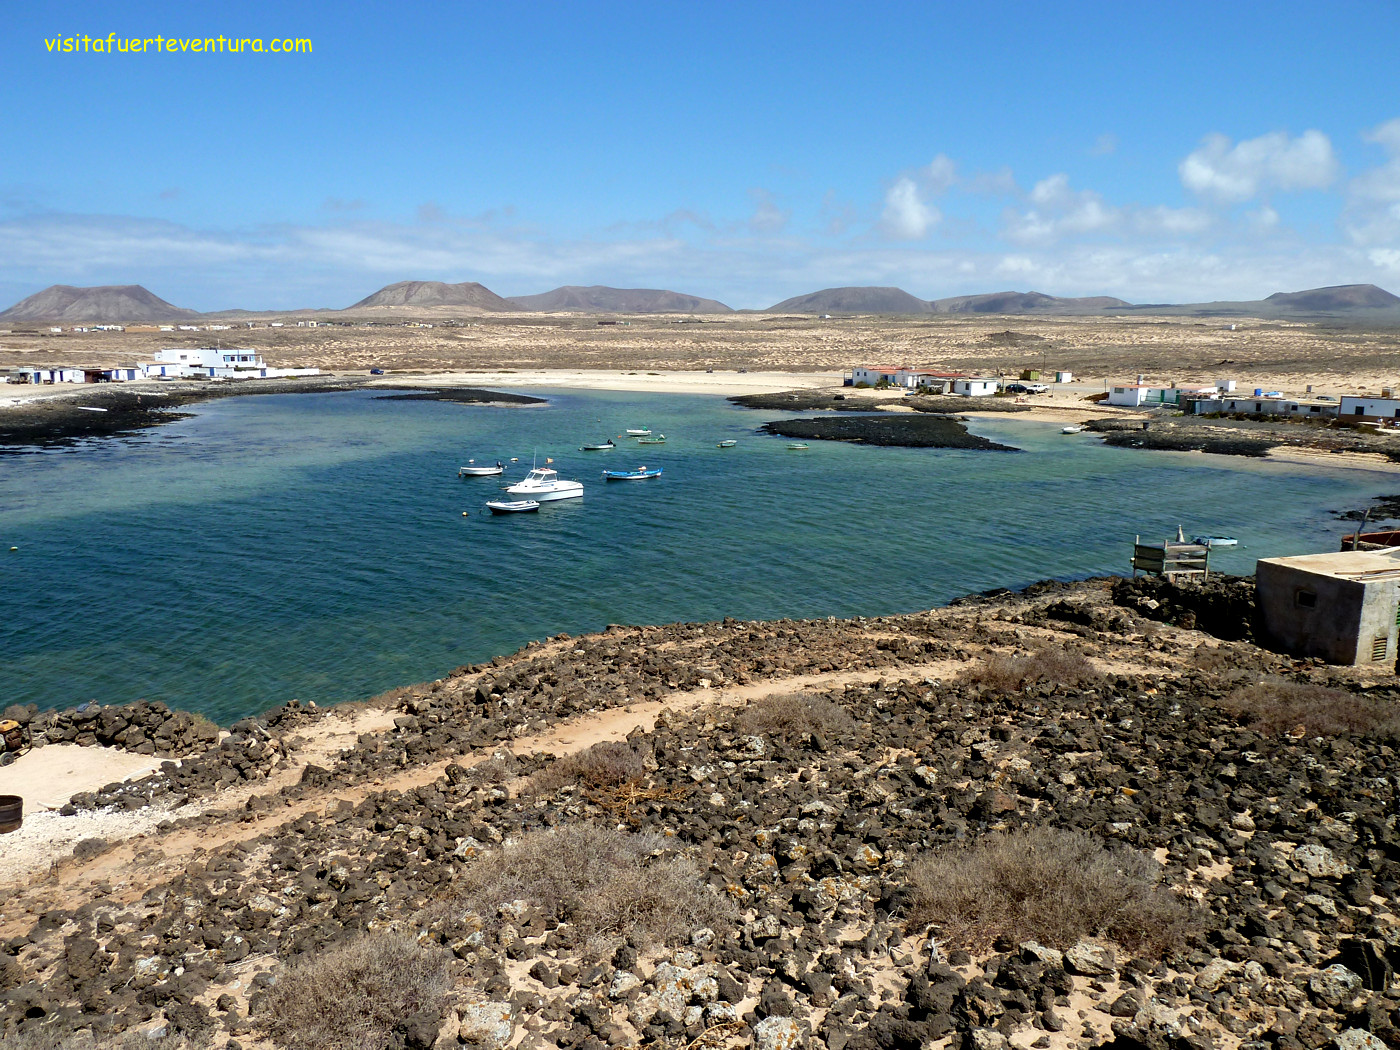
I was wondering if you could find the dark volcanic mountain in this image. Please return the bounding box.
[347,281,521,311]
[1108,284,1400,318]
[930,290,1131,314]
[0,284,198,323]
[507,285,732,313]
[1263,284,1400,311]
[765,286,934,314]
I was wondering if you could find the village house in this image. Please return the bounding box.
[141,348,320,379]
[1189,394,1340,419]
[1107,382,1218,408]
[951,377,999,396]
[1340,395,1400,421]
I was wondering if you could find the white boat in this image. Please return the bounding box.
[504,467,583,502]
[486,500,539,514]
[716,440,737,448]
[459,460,505,477]
[787,442,810,450]
[1193,535,1238,548]
[625,427,652,436]
[1061,425,1086,434]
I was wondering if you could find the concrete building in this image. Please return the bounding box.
[1256,548,1400,665]
[141,348,320,380]
[851,366,901,386]
[1340,395,1400,421]
[1189,395,1340,419]
[952,378,998,397]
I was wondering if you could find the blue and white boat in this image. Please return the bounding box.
[485,499,540,514]
[602,466,663,481]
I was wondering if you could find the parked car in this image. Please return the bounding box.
[1025,383,1049,393]
[1003,383,1029,393]
[369,368,385,375]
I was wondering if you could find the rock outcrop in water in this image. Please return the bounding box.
[4,576,1400,1050]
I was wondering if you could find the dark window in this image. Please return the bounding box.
[1356,406,1366,415]
[1296,590,1317,609]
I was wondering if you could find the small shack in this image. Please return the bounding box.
[1256,548,1400,665]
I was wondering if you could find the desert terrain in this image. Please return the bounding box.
[3,312,1400,396]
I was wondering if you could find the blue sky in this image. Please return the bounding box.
[4,1,1400,310]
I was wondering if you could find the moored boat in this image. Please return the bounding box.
[625,427,652,436]
[1193,535,1238,548]
[504,467,583,502]
[636,434,666,444]
[579,439,616,451]
[602,466,663,481]
[486,499,540,514]
[459,460,505,477]
[1061,425,1086,434]
[787,442,810,450]
[716,439,737,448]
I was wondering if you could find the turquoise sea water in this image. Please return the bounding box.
[1,388,1395,723]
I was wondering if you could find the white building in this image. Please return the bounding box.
[141,348,320,380]
[851,366,902,386]
[1191,395,1339,419]
[1340,396,1400,422]
[1107,382,1217,408]
[952,378,999,397]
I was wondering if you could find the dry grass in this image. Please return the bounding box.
[734,691,855,739]
[450,823,735,949]
[963,646,1103,694]
[259,931,451,1050]
[903,826,1197,956]
[526,739,650,795]
[1218,679,1400,740]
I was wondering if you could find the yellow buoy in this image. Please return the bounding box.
[462,511,469,517]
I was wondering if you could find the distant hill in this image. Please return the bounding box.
[930,290,1131,314]
[507,285,731,314]
[347,281,521,311]
[1108,284,1400,318]
[765,287,934,314]
[0,285,198,323]
[1262,284,1400,311]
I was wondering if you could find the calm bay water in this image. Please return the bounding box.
[1,387,1394,723]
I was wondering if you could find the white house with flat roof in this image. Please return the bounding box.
[1256,548,1400,665]
[1340,395,1400,421]
[141,348,320,380]
[952,378,999,397]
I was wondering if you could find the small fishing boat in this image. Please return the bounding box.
[602,466,663,481]
[625,427,652,436]
[1193,535,1239,548]
[504,466,583,502]
[486,499,540,514]
[1061,425,1086,434]
[787,442,810,450]
[636,434,666,444]
[579,439,616,451]
[459,460,505,477]
[716,440,737,448]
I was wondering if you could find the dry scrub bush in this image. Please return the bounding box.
[527,740,650,795]
[963,647,1102,694]
[735,691,855,739]
[453,824,735,949]
[903,826,1196,957]
[260,931,451,1050]
[1219,679,1400,740]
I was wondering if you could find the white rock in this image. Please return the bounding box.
[754,1016,806,1050]
[458,1000,514,1050]
[1335,1029,1389,1050]
[609,970,642,999]
[1065,940,1116,976]
[1293,844,1353,879]
[1194,958,1235,993]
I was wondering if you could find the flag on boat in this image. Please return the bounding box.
[546,457,553,464]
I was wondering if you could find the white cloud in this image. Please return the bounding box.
[1344,118,1400,246]
[747,188,790,234]
[880,177,939,240]
[1179,129,1338,203]
[1004,175,1119,245]
[921,154,957,194]
[1090,133,1118,156]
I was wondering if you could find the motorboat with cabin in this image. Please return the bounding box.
[504,466,583,502]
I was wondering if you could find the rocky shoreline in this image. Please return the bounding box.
[0,378,549,450]
[3,575,1399,1050]
[1086,416,1400,463]
[758,415,1019,449]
